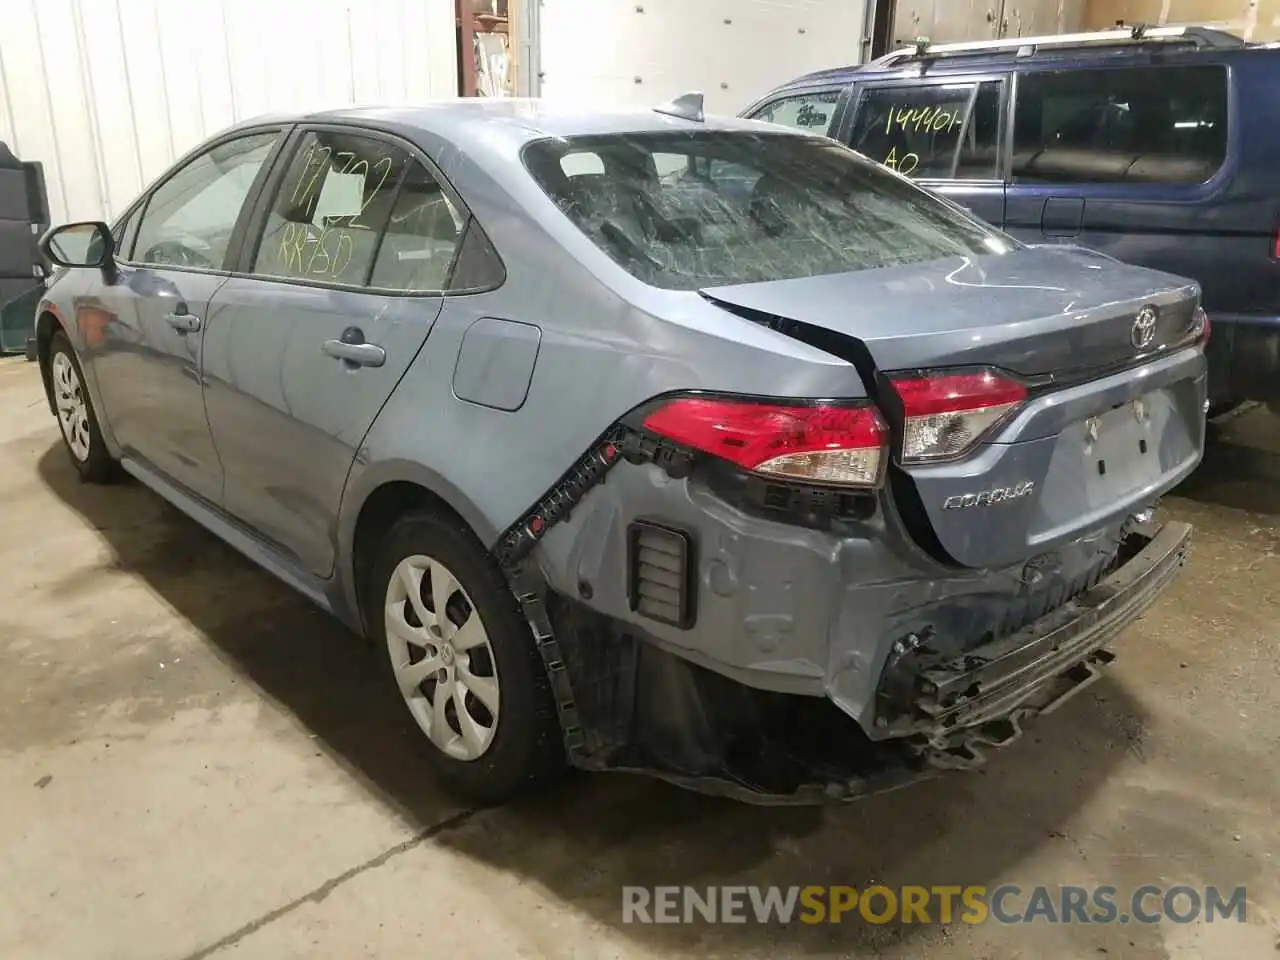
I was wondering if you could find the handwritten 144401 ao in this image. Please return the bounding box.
[880,103,964,176]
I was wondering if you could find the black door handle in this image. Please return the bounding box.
[322,326,385,368]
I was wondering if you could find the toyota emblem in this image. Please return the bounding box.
[1131,306,1158,350]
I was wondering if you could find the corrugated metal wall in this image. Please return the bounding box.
[893,0,1088,44]
[1003,0,1089,36]
[536,0,872,116]
[0,0,458,225]
[1083,0,1280,41]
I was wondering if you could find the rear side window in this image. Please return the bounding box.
[368,160,465,292]
[522,131,1010,291]
[1012,65,1228,184]
[847,81,1003,180]
[252,130,470,292]
[750,90,841,134]
[253,131,410,286]
[447,218,506,292]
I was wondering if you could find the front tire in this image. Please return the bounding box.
[368,509,564,804]
[48,331,117,483]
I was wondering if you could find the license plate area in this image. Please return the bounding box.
[1080,393,1164,504]
[1025,383,1199,548]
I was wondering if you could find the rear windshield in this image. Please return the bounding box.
[522,131,1010,290]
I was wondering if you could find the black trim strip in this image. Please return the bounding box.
[494,426,629,570]
[492,427,631,763]
[362,163,411,288]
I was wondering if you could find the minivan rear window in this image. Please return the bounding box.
[1013,65,1228,184]
[522,132,1010,290]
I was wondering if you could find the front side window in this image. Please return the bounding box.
[750,90,842,134]
[133,132,279,269]
[252,131,411,286]
[522,131,1010,291]
[1012,65,1228,184]
[847,82,1003,180]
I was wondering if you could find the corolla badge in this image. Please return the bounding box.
[1131,305,1158,350]
[942,481,1035,511]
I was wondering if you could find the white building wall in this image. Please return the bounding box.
[536,0,871,115]
[0,0,458,225]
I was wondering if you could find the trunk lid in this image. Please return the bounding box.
[700,246,1207,569]
[701,246,1200,380]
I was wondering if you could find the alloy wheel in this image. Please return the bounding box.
[384,554,501,761]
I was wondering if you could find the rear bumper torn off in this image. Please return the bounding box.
[877,520,1192,769]
[521,438,1193,803]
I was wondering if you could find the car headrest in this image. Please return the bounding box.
[749,175,807,235]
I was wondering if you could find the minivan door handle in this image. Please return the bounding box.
[323,327,386,368]
[1041,197,1085,239]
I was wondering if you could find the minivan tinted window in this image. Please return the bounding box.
[1012,65,1228,184]
[750,90,842,134]
[522,132,1010,291]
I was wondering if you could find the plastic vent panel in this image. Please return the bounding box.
[627,520,695,629]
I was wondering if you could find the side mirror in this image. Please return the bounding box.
[39,221,114,269]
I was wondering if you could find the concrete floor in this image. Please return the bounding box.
[0,354,1277,960]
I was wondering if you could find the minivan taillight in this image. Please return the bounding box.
[642,397,887,486]
[1192,305,1210,345]
[890,371,1027,463]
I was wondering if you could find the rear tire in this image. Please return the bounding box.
[48,331,117,483]
[367,509,565,804]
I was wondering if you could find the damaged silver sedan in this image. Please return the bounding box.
[35,98,1205,804]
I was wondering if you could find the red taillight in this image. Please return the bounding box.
[642,397,887,486]
[1175,305,1210,348]
[890,371,1027,463]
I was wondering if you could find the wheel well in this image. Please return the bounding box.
[350,481,471,632]
[35,311,62,414]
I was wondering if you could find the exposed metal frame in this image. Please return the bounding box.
[859,0,877,63]
[457,0,478,96]
[512,0,540,97]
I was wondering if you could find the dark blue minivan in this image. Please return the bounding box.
[745,25,1279,409]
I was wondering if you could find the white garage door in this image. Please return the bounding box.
[536,0,870,116]
[0,0,458,225]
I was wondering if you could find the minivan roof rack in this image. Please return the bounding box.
[873,23,1246,67]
